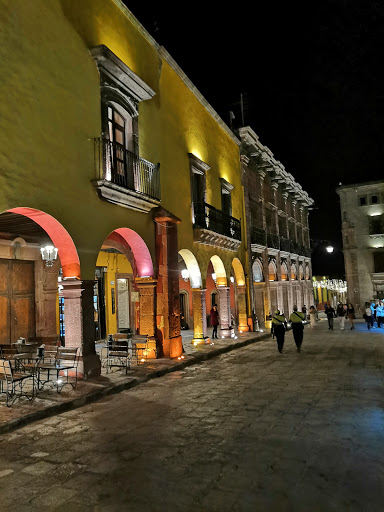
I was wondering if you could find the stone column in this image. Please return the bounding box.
[262,249,272,328]
[192,288,208,344]
[153,208,182,359]
[217,286,233,337]
[135,277,157,358]
[236,285,249,332]
[61,279,101,378]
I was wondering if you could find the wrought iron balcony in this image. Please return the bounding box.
[93,138,161,212]
[301,245,312,258]
[194,202,241,246]
[290,240,301,255]
[280,237,291,253]
[251,226,267,246]
[267,232,280,250]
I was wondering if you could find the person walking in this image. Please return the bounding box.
[302,305,307,319]
[364,302,373,330]
[309,305,317,329]
[337,303,346,330]
[370,302,377,327]
[347,303,356,330]
[326,303,335,330]
[210,304,219,339]
[271,309,287,353]
[376,302,384,328]
[289,306,305,352]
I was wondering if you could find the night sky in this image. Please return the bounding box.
[126,1,384,277]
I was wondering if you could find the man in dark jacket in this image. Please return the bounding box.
[272,310,287,353]
[289,306,305,352]
[326,303,335,330]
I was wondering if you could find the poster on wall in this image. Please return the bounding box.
[117,278,130,330]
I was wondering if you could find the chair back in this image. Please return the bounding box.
[56,347,79,368]
[0,359,13,382]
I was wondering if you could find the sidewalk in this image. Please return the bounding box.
[0,329,271,435]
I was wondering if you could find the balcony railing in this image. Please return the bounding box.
[194,202,241,241]
[251,226,267,246]
[267,232,280,250]
[280,237,291,252]
[95,138,161,201]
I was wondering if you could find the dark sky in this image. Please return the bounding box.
[126,1,384,275]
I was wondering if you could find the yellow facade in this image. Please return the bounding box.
[0,0,250,364]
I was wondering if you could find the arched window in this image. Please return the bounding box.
[268,260,277,281]
[281,262,288,281]
[305,265,310,280]
[299,264,304,280]
[291,263,297,281]
[252,259,264,282]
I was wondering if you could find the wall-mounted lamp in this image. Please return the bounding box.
[40,245,58,267]
[211,272,217,284]
[181,269,190,282]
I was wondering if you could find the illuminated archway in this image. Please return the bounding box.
[178,249,202,288]
[232,258,245,286]
[107,228,153,277]
[210,255,227,286]
[252,259,264,282]
[268,260,277,281]
[291,263,297,280]
[6,207,80,279]
[281,262,288,281]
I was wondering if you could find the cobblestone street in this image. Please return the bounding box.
[1,319,384,511]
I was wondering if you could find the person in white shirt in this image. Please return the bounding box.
[364,303,373,330]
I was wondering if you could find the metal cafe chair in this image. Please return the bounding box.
[131,335,149,364]
[106,338,131,374]
[0,359,35,407]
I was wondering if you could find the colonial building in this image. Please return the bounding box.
[337,180,384,310]
[239,128,314,326]
[0,0,251,377]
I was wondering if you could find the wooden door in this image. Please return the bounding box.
[0,259,35,344]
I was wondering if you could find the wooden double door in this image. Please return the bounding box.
[0,259,35,344]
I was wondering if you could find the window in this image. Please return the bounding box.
[281,262,288,281]
[252,259,264,282]
[189,153,210,223]
[371,195,379,205]
[291,263,297,280]
[268,260,277,281]
[220,178,234,216]
[374,252,384,273]
[359,196,367,206]
[369,215,384,235]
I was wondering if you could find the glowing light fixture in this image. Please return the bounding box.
[326,245,334,253]
[230,276,235,283]
[40,245,58,267]
[211,272,217,284]
[181,269,190,282]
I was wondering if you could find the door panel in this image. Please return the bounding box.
[0,259,35,344]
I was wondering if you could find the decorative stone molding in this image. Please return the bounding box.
[193,228,241,251]
[92,179,160,213]
[220,177,234,192]
[91,45,155,102]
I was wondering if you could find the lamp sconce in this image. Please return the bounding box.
[40,245,58,268]
[181,269,190,282]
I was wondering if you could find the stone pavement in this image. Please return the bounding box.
[1,319,384,511]
[0,330,269,434]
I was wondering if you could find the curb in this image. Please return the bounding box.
[0,332,271,435]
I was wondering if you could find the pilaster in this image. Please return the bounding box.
[236,285,249,332]
[217,286,234,337]
[135,277,157,358]
[192,288,209,344]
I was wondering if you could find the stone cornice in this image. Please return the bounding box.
[239,126,314,207]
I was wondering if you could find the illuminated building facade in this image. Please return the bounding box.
[337,180,384,309]
[239,127,314,326]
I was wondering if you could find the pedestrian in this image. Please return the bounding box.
[347,302,355,330]
[370,302,377,327]
[289,305,305,352]
[309,305,317,329]
[326,302,335,330]
[210,304,219,339]
[271,309,287,353]
[376,301,384,328]
[336,303,346,330]
[302,305,307,319]
[364,302,373,330]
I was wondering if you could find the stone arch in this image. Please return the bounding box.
[281,261,288,281]
[232,258,246,286]
[6,207,80,279]
[299,263,304,280]
[252,258,264,283]
[268,259,277,281]
[106,228,153,277]
[291,262,297,280]
[179,249,202,288]
[210,255,227,286]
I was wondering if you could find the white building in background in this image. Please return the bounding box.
[337,180,384,311]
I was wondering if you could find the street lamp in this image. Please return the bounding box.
[326,245,334,254]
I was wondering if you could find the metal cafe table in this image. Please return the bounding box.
[24,346,79,393]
